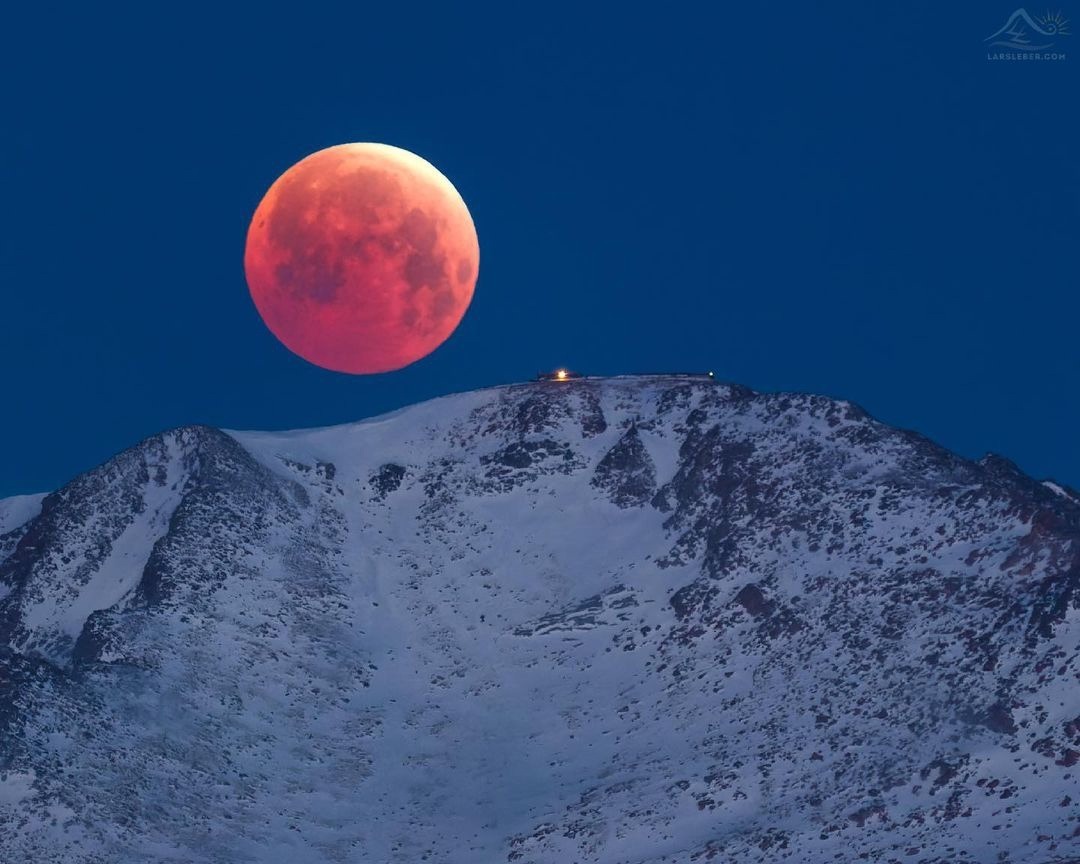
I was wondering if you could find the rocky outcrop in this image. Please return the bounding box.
[591,424,656,507]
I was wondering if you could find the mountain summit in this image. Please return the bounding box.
[1,377,1078,863]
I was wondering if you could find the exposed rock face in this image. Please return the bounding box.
[0,376,1078,864]
[369,463,406,501]
[591,424,656,507]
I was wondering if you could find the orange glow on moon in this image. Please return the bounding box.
[244,143,479,374]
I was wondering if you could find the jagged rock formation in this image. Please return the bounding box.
[0,376,1078,863]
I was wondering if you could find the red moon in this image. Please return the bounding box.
[244,143,479,374]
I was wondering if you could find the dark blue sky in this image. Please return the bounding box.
[1,4,1077,497]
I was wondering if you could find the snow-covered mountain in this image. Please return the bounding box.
[1,376,1078,863]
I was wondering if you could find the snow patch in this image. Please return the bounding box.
[1043,480,1078,504]
[0,771,36,805]
[0,493,47,535]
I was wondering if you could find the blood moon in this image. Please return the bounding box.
[244,143,479,374]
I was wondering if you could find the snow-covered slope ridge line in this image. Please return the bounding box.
[0,376,1078,864]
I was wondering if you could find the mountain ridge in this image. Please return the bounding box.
[1,376,1078,863]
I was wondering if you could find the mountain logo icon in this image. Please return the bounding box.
[986,8,1071,49]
